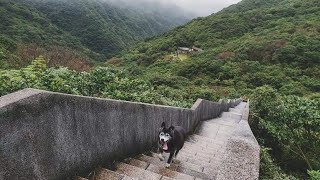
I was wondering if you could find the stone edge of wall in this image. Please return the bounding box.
[0,88,44,108]
[216,101,260,180]
[0,88,242,121]
[0,88,242,180]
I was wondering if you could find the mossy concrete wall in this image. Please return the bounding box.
[0,88,241,180]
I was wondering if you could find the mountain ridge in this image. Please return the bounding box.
[115,1,319,178]
[0,0,193,69]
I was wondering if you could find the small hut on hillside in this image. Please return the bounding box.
[192,46,203,52]
[177,46,203,55]
[177,47,192,54]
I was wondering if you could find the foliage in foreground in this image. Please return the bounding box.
[308,170,320,180]
[2,58,319,179]
[259,147,298,180]
[250,86,320,178]
[0,57,223,108]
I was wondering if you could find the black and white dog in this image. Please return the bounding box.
[158,122,186,168]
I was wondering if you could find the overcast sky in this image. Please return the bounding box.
[137,0,242,16]
[107,0,242,17]
[170,0,242,16]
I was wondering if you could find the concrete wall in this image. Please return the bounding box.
[0,88,241,180]
[216,101,260,180]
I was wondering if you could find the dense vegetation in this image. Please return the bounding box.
[115,0,320,178]
[251,86,320,179]
[0,0,192,69]
[0,56,219,108]
[0,0,319,179]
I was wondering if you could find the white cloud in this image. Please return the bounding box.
[106,0,242,17]
[173,0,242,16]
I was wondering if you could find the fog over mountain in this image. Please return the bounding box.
[174,0,242,16]
[106,0,242,17]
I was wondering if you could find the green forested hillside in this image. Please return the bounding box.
[0,0,192,69]
[121,0,319,97]
[0,0,319,178]
[117,0,320,178]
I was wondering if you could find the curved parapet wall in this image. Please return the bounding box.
[216,102,260,180]
[0,88,241,180]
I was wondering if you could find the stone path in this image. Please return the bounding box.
[77,102,248,180]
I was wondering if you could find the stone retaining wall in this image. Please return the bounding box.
[0,89,241,180]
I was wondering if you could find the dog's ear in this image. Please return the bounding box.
[160,122,166,131]
[168,126,175,134]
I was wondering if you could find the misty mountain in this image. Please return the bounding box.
[106,0,196,22]
[0,0,194,68]
[119,0,319,99]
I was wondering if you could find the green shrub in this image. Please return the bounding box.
[260,147,298,180]
[308,170,320,180]
[251,86,320,177]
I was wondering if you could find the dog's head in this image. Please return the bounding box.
[159,122,175,151]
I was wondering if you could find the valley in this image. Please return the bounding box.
[0,0,319,179]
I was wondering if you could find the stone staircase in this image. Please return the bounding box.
[77,102,248,180]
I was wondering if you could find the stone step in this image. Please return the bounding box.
[124,158,149,169]
[178,150,221,163]
[178,151,210,163]
[147,164,195,180]
[229,108,242,113]
[115,162,162,180]
[195,129,233,140]
[149,153,210,180]
[135,154,178,170]
[176,154,212,167]
[189,134,215,143]
[180,153,221,166]
[161,177,175,180]
[95,168,137,180]
[195,129,217,139]
[74,176,88,180]
[176,156,219,179]
[186,138,224,148]
[206,118,239,126]
[179,148,219,160]
[176,166,210,180]
[235,102,247,109]
[181,144,220,157]
[178,152,222,166]
[189,134,226,146]
[124,157,195,180]
[149,152,204,173]
[200,122,235,133]
[184,142,221,152]
[220,112,242,120]
[180,148,218,159]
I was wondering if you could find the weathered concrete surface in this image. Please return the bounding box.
[126,101,257,180]
[0,88,241,180]
[192,99,237,122]
[216,102,260,180]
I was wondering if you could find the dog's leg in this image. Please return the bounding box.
[174,149,180,157]
[158,152,165,161]
[172,149,180,163]
[158,147,165,161]
[166,152,174,168]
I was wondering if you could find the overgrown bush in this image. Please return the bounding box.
[251,86,320,178]
[308,170,320,180]
[1,57,220,108]
[259,147,298,180]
